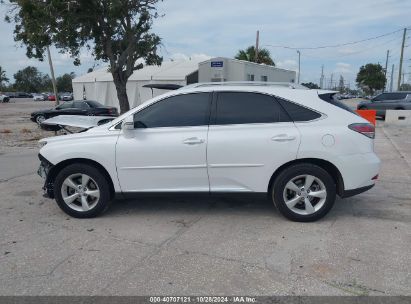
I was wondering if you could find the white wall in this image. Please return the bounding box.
[199,57,296,83]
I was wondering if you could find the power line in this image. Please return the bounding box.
[263,28,407,50]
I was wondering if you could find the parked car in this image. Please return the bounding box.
[37,83,380,221]
[0,93,10,103]
[48,94,56,101]
[30,100,118,124]
[357,91,411,117]
[14,92,32,98]
[59,92,74,101]
[33,94,46,101]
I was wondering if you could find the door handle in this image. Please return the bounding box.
[271,134,296,142]
[183,137,205,145]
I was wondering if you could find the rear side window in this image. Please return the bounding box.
[215,92,291,125]
[74,101,89,109]
[318,93,356,114]
[277,98,322,121]
[374,93,407,101]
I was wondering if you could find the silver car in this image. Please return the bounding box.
[357,92,411,116]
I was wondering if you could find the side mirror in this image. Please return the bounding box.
[122,115,134,131]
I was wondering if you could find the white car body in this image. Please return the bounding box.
[38,83,380,221]
[33,94,45,101]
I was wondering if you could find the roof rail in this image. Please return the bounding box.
[184,81,309,90]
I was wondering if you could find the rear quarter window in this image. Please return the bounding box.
[318,93,356,114]
[276,98,322,121]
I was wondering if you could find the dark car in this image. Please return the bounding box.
[30,100,118,124]
[357,92,411,117]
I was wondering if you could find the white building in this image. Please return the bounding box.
[72,57,296,109]
[199,57,296,83]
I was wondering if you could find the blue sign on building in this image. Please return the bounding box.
[211,61,224,68]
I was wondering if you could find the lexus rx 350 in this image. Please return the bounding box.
[37,83,380,222]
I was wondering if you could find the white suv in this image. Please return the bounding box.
[38,83,380,222]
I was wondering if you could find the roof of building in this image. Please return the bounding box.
[72,59,203,83]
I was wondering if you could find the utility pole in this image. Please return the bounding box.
[255,30,260,63]
[320,65,324,89]
[397,28,407,90]
[297,50,301,84]
[390,64,395,92]
[384,50,389,92]
[330,73,334,90]
[47,46,59,105]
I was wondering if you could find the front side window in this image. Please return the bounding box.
[133,93,211,128]
[215,92,291,125]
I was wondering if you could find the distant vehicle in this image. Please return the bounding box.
[59,92,74,101]
[14,92,32,98]
[37,83,380,221]
[30,100,118,124]
[357,91,411,117]
[33,94,46,101]
[48,94,56,101]
[0,93,10,103]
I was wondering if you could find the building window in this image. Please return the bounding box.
[261,76,268,82]
[247,74,255,81]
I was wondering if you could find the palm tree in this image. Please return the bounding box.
[235,46,275,66]
[0,66,9,89]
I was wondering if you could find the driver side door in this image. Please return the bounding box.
[116,92,212,193]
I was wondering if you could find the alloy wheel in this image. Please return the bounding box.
[60,173,100,212]
[282,174,327,215]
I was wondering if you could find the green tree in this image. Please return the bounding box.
[0,66,9,90]
[356,63,386,95]
[6,0,163,113]
[235,46,275,66]
[56,72,75,92]
[301,82,320,89]
[13,66,46,92]
[399,83,411,91]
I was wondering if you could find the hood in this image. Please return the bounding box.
[41,115,116,129]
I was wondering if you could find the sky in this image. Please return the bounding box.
[1,0,410,89]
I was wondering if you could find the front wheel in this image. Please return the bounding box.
[54,164,111,218]
[35,115,46,125]
[271,164,336,222]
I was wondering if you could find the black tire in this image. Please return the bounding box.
[54,163,111,218]
[271,163,336,222]
[35,115,46,125]
[358,106,367,110]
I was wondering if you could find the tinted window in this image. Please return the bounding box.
[133,93,210,128]
[57,102,73,109]
[319,93,356,114]
[374,93,407,101]
[277,98,322,121]
[215,92,290,125]
[85,100,103,108]
[74,101,89,109]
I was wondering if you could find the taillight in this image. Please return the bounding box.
[348,123,375,139]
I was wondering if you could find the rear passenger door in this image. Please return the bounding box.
[207,91,301,193]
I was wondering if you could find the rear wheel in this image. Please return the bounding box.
[271,164,336,222]
[358,106,367,110]
[54,164,111,218]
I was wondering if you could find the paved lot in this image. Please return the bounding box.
[0,99,410,296]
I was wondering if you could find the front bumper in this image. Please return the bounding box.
[38,154,55,198]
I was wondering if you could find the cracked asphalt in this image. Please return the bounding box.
[0,99,410,295]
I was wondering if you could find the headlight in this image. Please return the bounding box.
[38,141,47,148]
